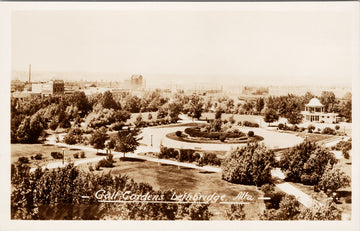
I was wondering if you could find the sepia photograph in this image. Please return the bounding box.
[1,1,359,229]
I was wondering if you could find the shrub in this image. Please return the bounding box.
[111,122,125,131]
[184,127,244,140]
[219,136,226,142]
[51,152,63,159]
[221,143,275,186]
[322,127,335,135]
[34,154,43,160]
[226,204,245,220]
[317,163,350,195]
[175,131,182,137]
[18,157,29,164]
[95,163,101,170]
[247,131,254,137]
[80,151,86,158]
[88,165,94,171]
[243,121,259,127]
[148,113,153,120]
[97,157,114,168]
[73,153,79,159]
[307,124,315,133]
[278,123,285,130]
[279,142,337,185]
[335,125,340,130]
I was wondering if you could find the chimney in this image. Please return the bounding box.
[28,64,31,83]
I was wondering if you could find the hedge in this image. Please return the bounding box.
[184,127,244,140]
[158,147,221,167]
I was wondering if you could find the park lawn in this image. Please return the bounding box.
[284,131,335,143]
[80,159,265,220]
[11,143,98,168]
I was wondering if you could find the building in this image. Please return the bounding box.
[32,80,64,96]
[302,98,339,123]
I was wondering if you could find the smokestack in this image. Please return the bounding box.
[28,64,31,83]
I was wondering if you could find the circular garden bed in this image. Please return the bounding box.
[166,127,263,144]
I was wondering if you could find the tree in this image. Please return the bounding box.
[215,109,222,119]
[101,91,120,110]
[15,112,47,144]
[69,91,91,116]
[279,142,337,185]
[168,102,182,122]
[114,128,142,158]
[187,203,212,220]
[285,100,303,125]
[89,127,109,152]
[64,127,83,145]
[264,108,279,126]
[221,143,275,186]
[318,163,350,195]
[188,94,204,119]
[320,91,337,113]
[260,195,300,220]
[207,119,222,132]
[134,113,144,127]
[299,199,341,220]
[226,204,245,220]
[255,97,265,113]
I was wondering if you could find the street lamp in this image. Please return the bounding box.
[150,135,153,147]
[62,148,65,165]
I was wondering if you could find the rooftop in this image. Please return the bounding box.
[306,98,323,107]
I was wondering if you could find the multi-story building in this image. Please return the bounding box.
[302,98,339,123]
[32,80,64,96]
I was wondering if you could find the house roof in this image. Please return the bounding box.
[306,98,323,107]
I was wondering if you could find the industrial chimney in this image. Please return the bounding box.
[28,64,31,83]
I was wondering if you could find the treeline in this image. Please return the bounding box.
[11,90,170,144]
[11,162,212,220]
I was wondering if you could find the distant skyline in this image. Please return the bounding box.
[11,4,357,87]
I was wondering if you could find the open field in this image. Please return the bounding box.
[11,143,98,168]
[79,159,265,220]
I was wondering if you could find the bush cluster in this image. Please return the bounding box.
[331,139,351,159]
[221,143,275,186]
[96,154,115,168]
[18,157,30,164]
[51,152,63,159]
[158,147,221,166]
[242,121,259,127]
[279,142,338,186]
[322,127,336,135]
[34,154,43,160]
[184,127,244,140]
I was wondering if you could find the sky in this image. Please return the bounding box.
[11,4,357,86]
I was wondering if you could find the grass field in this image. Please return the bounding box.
[80,159,265,220]
[11,143,98,167]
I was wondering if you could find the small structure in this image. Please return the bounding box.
[302,98,338,123]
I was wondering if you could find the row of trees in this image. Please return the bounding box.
[11,162,212,220]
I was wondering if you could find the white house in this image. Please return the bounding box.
[302,98,338,123]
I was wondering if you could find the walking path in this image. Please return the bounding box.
[33,135,316,210]
[34,128,351,219]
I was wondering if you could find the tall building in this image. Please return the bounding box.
[130,75,145,89]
